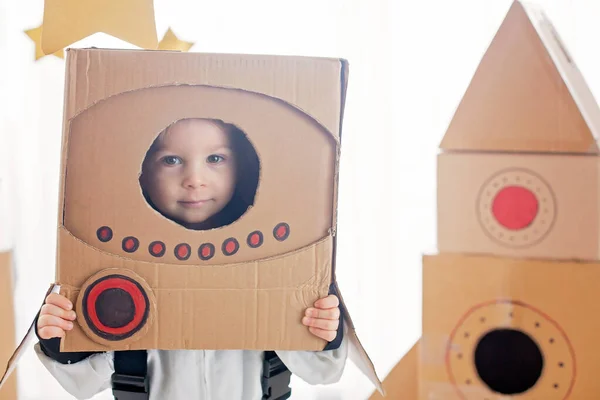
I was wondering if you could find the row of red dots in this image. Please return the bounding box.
[96,223,290,261]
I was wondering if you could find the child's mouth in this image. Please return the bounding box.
[179,200,209,208]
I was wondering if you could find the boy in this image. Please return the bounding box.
[34,118,348,399]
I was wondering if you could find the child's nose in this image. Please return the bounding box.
[182,165,207,188]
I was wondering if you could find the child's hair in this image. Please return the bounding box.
[139,118,260,230]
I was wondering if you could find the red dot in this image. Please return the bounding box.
[176,244,189,259]
[199,243,215,260]
[492,186,539,230]
[97,227,112,242]
[122,237,139,253]
[277,226,286,237]
[251,234,260,246]
[222,238,239,256]
[149,241,166,257]
[226,241,236,254]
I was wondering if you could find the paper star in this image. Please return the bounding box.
[158,28,195,52]
[41,0,158,55]
[24,24,64,61]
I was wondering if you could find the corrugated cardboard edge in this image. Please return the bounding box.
[56,49,76,273]
[369,339,419,400]
[332,60,384,394]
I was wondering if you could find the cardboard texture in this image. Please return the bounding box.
[437,152,600,260]
[419,1,600,399]
[0,48,383,394]
[421,254,592,399]
[439,1,600,154]
[0,252,17,400]
[57,48,342,352]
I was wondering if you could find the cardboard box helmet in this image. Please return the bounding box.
[58,49,344,352]
[0,48,383,395]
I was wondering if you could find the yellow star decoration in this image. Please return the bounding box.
[24,24,64,61]
[158,28,195,52]
[40,0,158,55]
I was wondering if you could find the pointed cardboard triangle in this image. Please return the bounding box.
[368,339,418,400]
[440,0,600,154]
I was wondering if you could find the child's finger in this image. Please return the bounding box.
[314,294,339,310]
[302,316,339,331]
[41,304,77,321]
[305,307,340,320]
[308,327,337,342]
[45,293,73,311]
[38,314,74,332]
[38,326,66,340]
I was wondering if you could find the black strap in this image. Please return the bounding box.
[110,283,343,400]
[261,351,292,400]
[112,350,149,400]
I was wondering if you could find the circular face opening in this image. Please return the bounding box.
[139,118,260,231]
[474,328,544,395]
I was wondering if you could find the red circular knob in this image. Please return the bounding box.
[82,275,149,340]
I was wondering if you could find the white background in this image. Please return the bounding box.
[1,0,599,399]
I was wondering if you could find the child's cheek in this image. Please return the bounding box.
[155,166,180,178]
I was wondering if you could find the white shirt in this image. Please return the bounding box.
[34,324,349,400]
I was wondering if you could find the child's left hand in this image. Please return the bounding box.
[302,294,340,342]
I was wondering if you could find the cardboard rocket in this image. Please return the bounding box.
[372,1,600,398]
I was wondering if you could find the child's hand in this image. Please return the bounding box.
[302,294,340,342]
[37,293,77,340]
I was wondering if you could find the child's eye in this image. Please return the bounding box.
[161,156,182,165]
[207,155,225,164]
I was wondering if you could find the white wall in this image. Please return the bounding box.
[1,0,599,399]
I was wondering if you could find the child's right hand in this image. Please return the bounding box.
[37,293,77,340]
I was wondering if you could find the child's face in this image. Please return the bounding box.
[142,119,237,226]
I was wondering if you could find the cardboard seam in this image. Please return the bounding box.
[77,47,347,63]
[330,59,348,282]
[56,50,79,282]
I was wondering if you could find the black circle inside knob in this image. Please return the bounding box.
[95,288,135,328]
[474,328,544,395]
